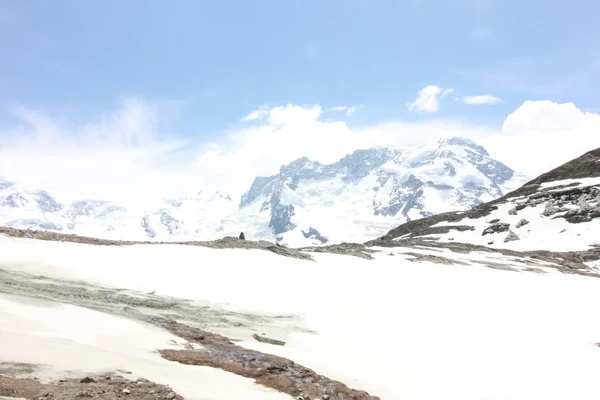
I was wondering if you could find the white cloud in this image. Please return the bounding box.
[481,100,600,177]
[2,98,598,207]
[408,85,454,112]
[460,95,502,105]
[328,105,359,116]
[241,105,269,122]
[344,106,358,116]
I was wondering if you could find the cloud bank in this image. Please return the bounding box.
[1,98,598,205]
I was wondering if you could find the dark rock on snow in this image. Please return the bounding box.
[482,223,510,236]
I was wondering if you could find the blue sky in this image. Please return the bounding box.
[0,0,599,202]
[1,0,599,136]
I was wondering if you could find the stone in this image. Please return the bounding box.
[508,208,517,215]
[516,219,529,228]
[504,231,520,243]
[239,232,245,240]
[79,377,95,383]
[482,222,510,236]
[122,388,131,395]
[167,392,177,400]
[252,333,286,346]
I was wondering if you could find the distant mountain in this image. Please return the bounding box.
[0,137,527,246]
[375,147,600,251]
[238,137,523,245]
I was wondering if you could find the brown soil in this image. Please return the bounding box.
[0,370,182,400]
[152,317,380,400]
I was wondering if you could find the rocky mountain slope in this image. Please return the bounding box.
[238,137,523,245]
[0,137,525,246]
[375,147,600,251]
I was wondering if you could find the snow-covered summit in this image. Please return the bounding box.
[239,136,520,246]
[378,147,600,251]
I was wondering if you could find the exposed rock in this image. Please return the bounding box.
[404,252,469,265]
[252,333,286,346]
[158,318,380,400]
[0,373,183,400]
[482,223,510,236]
[79,377,95,384]
[508,208,517,215]
[504,231,520,243]
[0,227,313,261]
[238,232,245,240]
[299,242,376,260]
[301,227,328,244]
[516,219,529,228]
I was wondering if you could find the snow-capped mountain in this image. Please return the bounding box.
[239,137,522,245]
[0,179,240,241]
[0,137,526,245]
[376,146,600,251]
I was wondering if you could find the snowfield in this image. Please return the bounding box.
[0,293,290,400]
[1,234,600,399]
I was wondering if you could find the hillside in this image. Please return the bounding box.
[375,147,600,251]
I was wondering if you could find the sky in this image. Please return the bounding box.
[0,0,599,204]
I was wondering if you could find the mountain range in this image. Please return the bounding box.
[0,137,528,246]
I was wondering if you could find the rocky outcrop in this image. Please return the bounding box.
[301,227,328,244]
[482,223,510,236]
[504,231,520,243]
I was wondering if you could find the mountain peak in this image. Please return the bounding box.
[437,136,489,156]
[279,157,319,175]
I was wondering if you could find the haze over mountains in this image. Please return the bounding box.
[0,137,528,246]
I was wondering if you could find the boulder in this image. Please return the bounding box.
[504,231,520,243]
[482,222,510,236]
[252,333,286,346]
[516,219,529,228]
